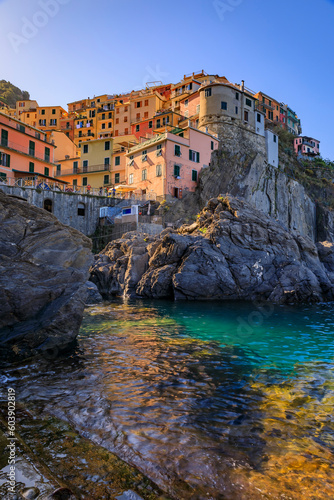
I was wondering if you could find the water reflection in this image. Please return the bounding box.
[1,301,334,499]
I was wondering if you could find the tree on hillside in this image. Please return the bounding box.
[0,80,30,107]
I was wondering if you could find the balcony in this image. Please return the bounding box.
[302,139,315,148]
[0,139,54,163]
[81,163,112,174]
[74,132,95,139]
[97,105,114,113]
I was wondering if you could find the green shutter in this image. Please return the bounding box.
[196,152,200,163]
[7,154,10,168]
[1,129,8,146]
[189,149,192,160]
[29,162,34,173]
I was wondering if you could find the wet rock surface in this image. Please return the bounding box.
[91,196,334,304]
[0,190,93,360]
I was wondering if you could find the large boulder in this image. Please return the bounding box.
[0,190,93,360]
[90,196,334,304]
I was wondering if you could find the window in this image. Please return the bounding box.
[108,122,112,128]
[1,129,8,146]
[116,118,119,124]
[129,173,134,184]
[28,140,35,156]
[136,101,142,108]
[124,116,128,122]
[144,112,148,119]
[268,111,273,120]
[44,167,49,176]
[125,128,129,134]
[73,160,78,173]
[41,109,45,115]
[268,100,272,107]
[236,92,239,100]
[142,150,147,161]
[148,121,153,129]
[56,164,61,175]
[196,104,200,114]
[0,172,7,182]
[174,144,181,157]
[244,110,249,122]
[108,112,112,119]
[115,173,120,183]
[211,141,214,150]
[116,108,119,114]
[45,147,50,162]
[35,132,40,140]
[115,156,120,166]
[19,124,25,133]
[105,141,110,150]
[156,143,162,156]
[136,125,140,132]
[235,106,238,114]
[245,98,252,107]
[102,123,106,129]
[221,101,227,110]
[205,88,212,97]
[52,109,56,115]
[83,144,88,154]
[78,202,85,216]
[142,169,147,180]
[184,99,189,107]
[50,119,57,126]
[104,174,109,185]
[192,169,198,182]
[136,113,140,120]
[156,119,161,128]
[82,160,88,170]
[189,149,200,162]
[104,157,110,166]
[102,113,105,120]
[0,153,10,167]
[144,99,149,106]
[156,164,162,177]
[257,113,261,123]
[83,177,88,186]
[29,161,34,173]
[174,164,180,177]
[273,135,277,143]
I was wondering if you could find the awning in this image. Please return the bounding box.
[113,185,134,192]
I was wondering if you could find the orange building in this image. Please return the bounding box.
[0,111,58,185]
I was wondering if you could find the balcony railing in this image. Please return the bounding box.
[74,132,95,139]
[0,139,54,163]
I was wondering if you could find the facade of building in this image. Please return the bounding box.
[294,136,320,157]
[0,111,57,184]
[126,127,218,199]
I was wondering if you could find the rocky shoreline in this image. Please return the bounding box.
[90,195,334,304]
[0,190,92,361]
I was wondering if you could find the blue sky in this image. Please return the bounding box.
[1,0,333,159]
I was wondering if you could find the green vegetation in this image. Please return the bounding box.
[272,126,334,211]
[0,80,30,107]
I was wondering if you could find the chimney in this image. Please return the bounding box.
[241,80,245,92]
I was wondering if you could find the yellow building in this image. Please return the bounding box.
[37,105,67,131]
[50,130,79,162]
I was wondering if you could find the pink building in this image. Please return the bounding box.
[294,136,320,157]
[0,111,57,184]
[126,126,218,199]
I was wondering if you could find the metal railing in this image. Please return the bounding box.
[0,139,53,163]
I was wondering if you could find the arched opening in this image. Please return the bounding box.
[44,199,52,213]
[78,202,85,217]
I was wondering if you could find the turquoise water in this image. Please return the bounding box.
[1,300,334,499]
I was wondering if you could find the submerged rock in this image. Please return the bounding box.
[0,190,92,360]
[90,196,334,304]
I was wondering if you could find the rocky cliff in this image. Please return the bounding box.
[0,190,93,360]
[90,196,334,304]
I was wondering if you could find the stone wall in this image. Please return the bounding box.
[0,186,116,235]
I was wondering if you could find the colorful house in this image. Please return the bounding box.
[126,126,218,199]
[294,136,320,157]
[0,111,58,184]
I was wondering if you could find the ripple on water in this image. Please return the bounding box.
[1,300,334,499]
